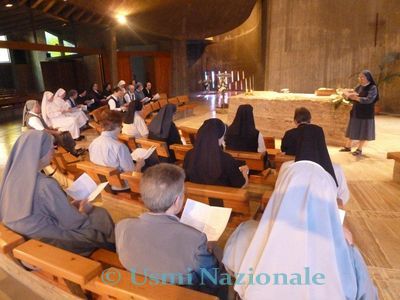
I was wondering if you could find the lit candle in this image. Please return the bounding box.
[249,77,252,91]
[242,71,245,79]
[245,78,248,91]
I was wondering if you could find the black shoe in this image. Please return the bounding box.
[339,147,351,152]
[352,149,362,156]
[71,148,87,157]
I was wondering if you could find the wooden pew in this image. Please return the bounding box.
[120,171,142,194]
[52,148,83,180]
[178,126,198,145]
[176,95,196,116]
[150,101,161,112]
[76,161,125,189]
[387,152,400,183]
[167,97,180,105]
[185,182,252,225]
[90,105,109,123]
[90,248,124,269]
[135,138,170,158]
[0,223,25,254]
[225,150,266,172]
[158,98,168,108]
[13,239,102,286]
[158,92,168,100]
[140,103,153,119]
[84,268,218,300]
[274,153,295,172]
[263,136,276,149]
[169,144,193,161]
[118,133,137,151]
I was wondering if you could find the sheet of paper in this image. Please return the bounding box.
[131,146,157,161]
[180,199,232,241]
[88,182,108,202]
[65,173,107,202]
[338,209,346,224]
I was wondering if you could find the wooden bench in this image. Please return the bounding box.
[185,182,252,225]
[387,152,400,183]
[52,148,83,180]
[169,144,193,161]
[140,103,153,119]
[118,133,137,151]
[135,138,170,158]
[13,239,102,286]
[76,160,126,190]
[274,153,295,172]
[84,268,218,300]
[178,126,198,144]
[225,150,266,172]
[90,105,109,123]
[120,171,142,194]
[167,97,180,105]
[158,98,168,108]
[90,248,124,269]
[0,223,25,254]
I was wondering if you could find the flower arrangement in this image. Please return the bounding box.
[330,89,351,109]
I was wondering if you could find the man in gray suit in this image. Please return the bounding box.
[116,163,223,292]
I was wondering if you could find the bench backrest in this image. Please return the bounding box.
[178,126,198,144]
[150,101,161,112]
[84,268,218,300]
[135,138,170,158]
[274,153,295,171]
[76,161,125,189]
[387,152,400,161]
[169,144,193,161]
[158,98,168,108]
[177,95,189,105]
[0,223,25,254]
[225,150,266,171]
[167,97,179,105]
[13,239,102,285]
[120,172,142,194]
[90,105,109,123]
[185,182,250,218]
[118,133,137,151]
[140,104,153,119]
[263,136,276,149]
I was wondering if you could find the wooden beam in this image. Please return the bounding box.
[62,5,77,19]
[18,0,29,5]
[0,40,103,55]
[31,0,45,9]
[42,0,56,13]
[73,9,86,22]
[51,2,67,15]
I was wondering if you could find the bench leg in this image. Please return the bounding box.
[393,161,400,183]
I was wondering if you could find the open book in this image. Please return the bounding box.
[131,146,157,161]
[152,93,160,101]
[65,173,108,202]
[180,199,232,241]
[141,97,151,104]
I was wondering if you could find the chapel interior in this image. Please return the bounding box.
[0,1,399,300]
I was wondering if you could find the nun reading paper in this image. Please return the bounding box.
[66,173,108,202]
[180,199,232,241]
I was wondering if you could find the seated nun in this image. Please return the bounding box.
[183,118,249,188]
[89,110,144,189]
[54,88,88,128]
[22,100,84,157]
[225,104,267,153]
[148,104,182,162]
[281,107,312,155]
[41,91,84,140]
[0,130,115,256]
[116,163,223,293]
[280,123,350,206]
[107,86,127,111]
[222,160,377,300]
[121,99,149,138]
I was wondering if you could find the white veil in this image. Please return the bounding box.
[41,91,54,127]
[234,161,357,300]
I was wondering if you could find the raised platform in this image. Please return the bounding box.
[228,91,352,146]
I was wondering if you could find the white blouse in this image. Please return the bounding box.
[121,112,149,138]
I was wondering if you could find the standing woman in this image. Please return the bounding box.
[340,70,379,156]
[0,130,115,256]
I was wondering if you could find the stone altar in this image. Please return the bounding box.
[228,91,352,146]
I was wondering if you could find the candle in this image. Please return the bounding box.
[242,71,245,79]
[245,78,248,91]
[253,76,255,91]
